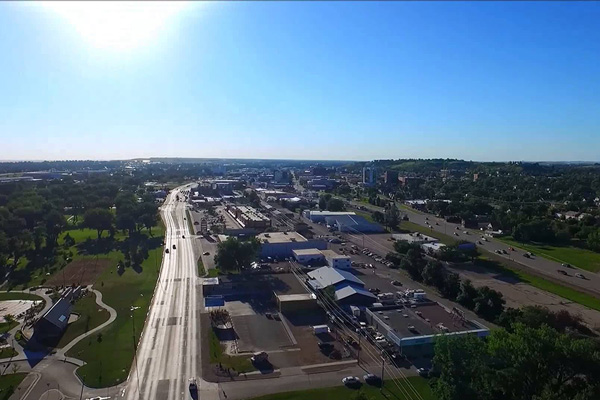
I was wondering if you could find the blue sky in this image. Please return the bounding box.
[0,1,598,161]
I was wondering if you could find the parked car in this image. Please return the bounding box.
[342,376,360,386]
[364,374,381,385]
[417,367,430,377]
[318,342,334,351]
[189,378,198,392]
[251,352,269,363]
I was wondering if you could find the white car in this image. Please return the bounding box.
[575,273,586,279]
[342,376,360,385]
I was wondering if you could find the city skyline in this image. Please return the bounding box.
[1,1,599,161]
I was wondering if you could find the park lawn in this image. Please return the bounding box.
[56,291,110,348]
[209,329,255,373]
[67,222,165,387]
[0,373,28,400]
[247,377,435,400]
[499,237,600,273]
[475,256,600,312]
[0,292,43,302]
[399,221,458,246]
[0,347,17,359]
[0,322,18,335]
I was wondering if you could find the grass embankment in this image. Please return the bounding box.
[498,237,600,273]
[475,256,600,312]
[198,257,206,276]
[56,291,110,348]
[247,377,435,400]
[399,221,458,246]
[0,373,28,400]
[186,210,195,235]
[208,329,254,373]
[67,222,165,387]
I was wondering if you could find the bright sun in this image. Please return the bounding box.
[42,1,190,52]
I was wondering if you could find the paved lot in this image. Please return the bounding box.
[233,314,292,352]
[0,300,39,322]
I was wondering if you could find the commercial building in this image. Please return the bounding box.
[365,296,489,357]
[307,267,376,305]
[321,249,351,270]
[292,248,351,269]
[276,293,319,313]
[258,231,327,258]
[325,214,386,233]
[421,242,446,255]
[393,232,438,244]
[302,210,356,223]
[34,286,82,342]
[384,170,399,185]
[306,178,339,190]
[226,205,271,229]
[362,165,377,186]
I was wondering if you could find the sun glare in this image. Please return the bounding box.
[43,1,189,52]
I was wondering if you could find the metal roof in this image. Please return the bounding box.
[307,267,364,288]
[335,285,377,301]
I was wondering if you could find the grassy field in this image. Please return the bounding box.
[66,222,165,387]
[207,268,220,278]
[499,237,600,273]
[0,373,28,400]
[56,291,111,348]
[247,377,435,400]
[208,329,255,373]
[475,256,600,312]
[399,221,458,246]
[186,210,195,235]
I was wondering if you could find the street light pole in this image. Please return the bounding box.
[131,308,142,400]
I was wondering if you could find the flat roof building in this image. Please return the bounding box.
[325,214,385,233]
[302,210,356,223]
[393,232,438,244]
[258,231,327,258]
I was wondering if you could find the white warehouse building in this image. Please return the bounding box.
[292,248,352,270]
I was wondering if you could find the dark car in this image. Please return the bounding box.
[165,248,170,254]
[417,367,430,377]
[557,269,567,275]
[318,342,334,351]
[363,373,381,385]
[172,244,176,249]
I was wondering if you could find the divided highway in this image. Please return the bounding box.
[346,199,600,297]
[123,185,218,400]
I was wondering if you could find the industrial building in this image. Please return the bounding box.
[393,232,438,244]
[257,231,327,258]
[226,205,271,229]
[276,293,319,313]
[307,267,376,305]
[302,210,356,223]
[292,248,351,269]
[325,214,386,233]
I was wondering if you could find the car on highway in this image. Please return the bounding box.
[203,251,210,255]
[575,273,586,279]
[182,235,185,238]
[165,248,170,254]
[391,280,402,286]
[477,241,483,245]
[342,376,361,386]
[557,269,568,275]
[523,253,531,258]
[562,263,572,268]
[189,378,198,393]
[454,232,459,236]
[463,231,469,235]
[172,244,176,249]
[363,373,382,385]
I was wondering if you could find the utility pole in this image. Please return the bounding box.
[380,356,385,392]
[131,308,142,399]
[79,376,85,400]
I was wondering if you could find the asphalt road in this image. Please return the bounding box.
[122,185,219,400]
[346,199,600,296]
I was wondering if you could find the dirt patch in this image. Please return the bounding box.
[47,258,112,287]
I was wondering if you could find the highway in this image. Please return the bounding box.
[123,185,218,400]
[345,199,600,297]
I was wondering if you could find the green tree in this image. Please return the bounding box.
[83,208,114,239]
[214,237,261,272]
[326,198,345,211]
[473,286,505,321]
[372,211,384,224]
[421,260,445,288]
[384,203,400,229]
[587,229,600,252]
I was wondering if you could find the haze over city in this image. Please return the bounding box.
[1,1,599,162]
